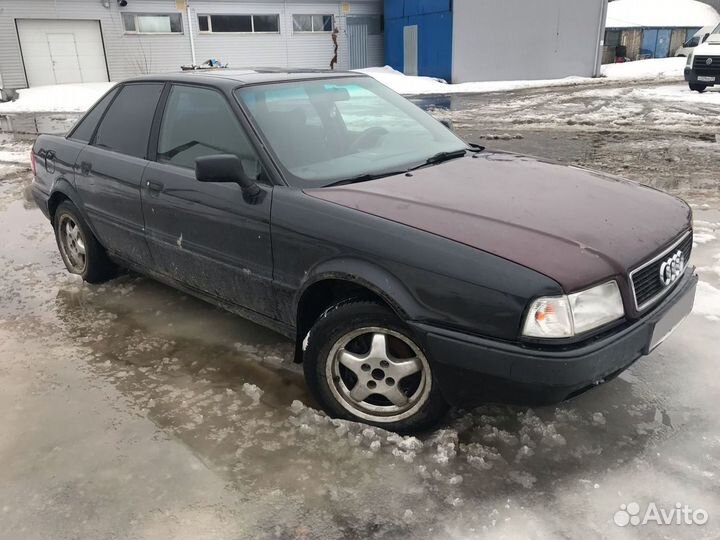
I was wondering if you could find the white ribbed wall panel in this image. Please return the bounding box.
[0,0,383,89]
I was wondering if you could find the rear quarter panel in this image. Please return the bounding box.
[32,134,86,214]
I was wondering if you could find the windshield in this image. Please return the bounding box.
[235,77,468,187]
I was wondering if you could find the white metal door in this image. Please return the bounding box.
[347,23,369,70]
[403,25,418,76]
[17,19,108,87]
[47,34,82,84]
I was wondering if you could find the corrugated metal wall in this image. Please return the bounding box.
[0,0,383,89]
[384,0,452,81]
[452,0,606,82]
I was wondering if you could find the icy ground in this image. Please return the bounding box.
[0,81,719,540]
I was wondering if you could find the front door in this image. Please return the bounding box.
[141,84,275,316]
[74,83,164,267]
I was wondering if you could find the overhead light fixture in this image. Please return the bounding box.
[117,0,128,6]
[101,0,110,7]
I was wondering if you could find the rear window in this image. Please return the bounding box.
[68,87,118,143]
[93,83,164,159]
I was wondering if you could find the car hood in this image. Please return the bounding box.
[696,39,720,52]
[305,152,691,292]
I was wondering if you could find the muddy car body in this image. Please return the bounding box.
[31,70,697,431]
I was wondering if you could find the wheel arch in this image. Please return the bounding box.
[293,258,423,363]
[48,179,82,222]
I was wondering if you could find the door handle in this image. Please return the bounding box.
[145,180,164,192]
[80,161,92,175]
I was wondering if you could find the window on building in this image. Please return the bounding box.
[122,13,183,34]
[292,14,334,33]
[605,30,621,48]
[346,15,383,35]
[157,85,263,181]
[94,84,164,159]
[197,14,280,33]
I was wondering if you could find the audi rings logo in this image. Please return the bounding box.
[659,250,685,287]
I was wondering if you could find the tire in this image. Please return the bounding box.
[689,83,707,93]
[303,300,448,433]
[53,200,116,283]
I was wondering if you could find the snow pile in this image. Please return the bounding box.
[0,82,115,113]
[356,66,594,96]
[601,57,686,80]
[694,281,720,320]
[607,0,720,29]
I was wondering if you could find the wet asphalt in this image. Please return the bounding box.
[0,81,719,540]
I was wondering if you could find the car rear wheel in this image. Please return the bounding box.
[303,301,448,432]
[54,201,115,283]
[689,83,707,93]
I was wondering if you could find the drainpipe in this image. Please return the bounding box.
[593,0,609,77]
[186,1,197,66]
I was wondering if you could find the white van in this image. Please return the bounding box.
[675,26,716,57]
[685,23,720,92]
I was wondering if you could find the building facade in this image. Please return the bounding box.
[0,0,383,89]
[603,0,720,62]
[384,0,607,83]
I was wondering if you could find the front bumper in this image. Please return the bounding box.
[410,270,698,407]
[685,66,718,86]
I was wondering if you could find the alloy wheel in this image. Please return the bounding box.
[326,326,432,423]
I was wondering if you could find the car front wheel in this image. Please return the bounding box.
[303,301,448,433]
[689,83,707,93]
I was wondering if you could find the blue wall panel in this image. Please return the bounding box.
[385,0,405,20]
[384,0,453,81]
[385,17,406,71]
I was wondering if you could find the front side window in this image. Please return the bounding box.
[235,78,467,187]
[122,13,183,34]
[68,87,118,142]
[197,14,279,33]
[293,14,333,33]
[93,83,164,159]
[157,85,263,181]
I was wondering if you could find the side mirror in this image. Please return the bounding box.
[440,119,454,131]
[702,33,710,43]
[195,154,261,197]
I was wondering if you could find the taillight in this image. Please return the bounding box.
[30,149,36,176]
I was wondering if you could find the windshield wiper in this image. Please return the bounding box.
[408,149,469,171]
[324,146,483,188]
[325,170,407,188]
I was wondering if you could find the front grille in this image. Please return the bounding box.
[693,55,720,75]
[630,232,692,311]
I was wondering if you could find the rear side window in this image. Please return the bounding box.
[93,83,164,159]
[156,85,263,180]
[68,87,118,142]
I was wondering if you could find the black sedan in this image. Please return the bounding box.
[31,69,696,432]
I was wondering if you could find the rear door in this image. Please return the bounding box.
[141,83,275,316]
[74,82,164,267]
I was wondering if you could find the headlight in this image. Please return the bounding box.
[522,281,624,338]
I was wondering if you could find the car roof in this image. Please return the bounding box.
[124,68,367,88]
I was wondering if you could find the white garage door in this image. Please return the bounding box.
[17,19,108,87]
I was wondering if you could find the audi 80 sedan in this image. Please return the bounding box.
[31,69,697,432]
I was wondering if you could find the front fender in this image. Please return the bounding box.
[295,257,424,321]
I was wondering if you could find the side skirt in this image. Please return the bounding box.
[107,254,296,341]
